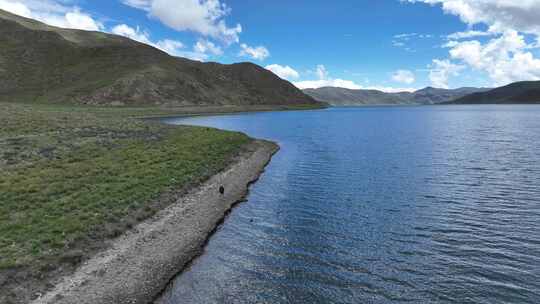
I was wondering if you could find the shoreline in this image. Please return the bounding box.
[133,104,328,119]
[0,102,327,120]
[31,140,279,304]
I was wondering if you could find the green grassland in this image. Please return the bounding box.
[0,102,252,272]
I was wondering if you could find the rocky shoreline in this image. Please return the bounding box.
[31,140,279,304]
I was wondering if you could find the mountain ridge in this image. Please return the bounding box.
[303,86,489,106]
[448,81,540,104]
[0,9,320,107]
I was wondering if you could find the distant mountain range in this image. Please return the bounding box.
[303,86,490,106]
[448,81,540,104]
[0,9,320,107]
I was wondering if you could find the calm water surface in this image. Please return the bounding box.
[157,106,540,303]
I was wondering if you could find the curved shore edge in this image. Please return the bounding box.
[31,140,279,304]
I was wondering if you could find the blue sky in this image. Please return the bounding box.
[2,0,540,91]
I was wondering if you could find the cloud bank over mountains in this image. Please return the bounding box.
[273,0,540,90]
[265,64,416,93]
[0,0,269,62]
[0,0,103,31]
[408,0,540,87]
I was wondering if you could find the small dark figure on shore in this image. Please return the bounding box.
[219,186,225,195]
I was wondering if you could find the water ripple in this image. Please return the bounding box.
[157,106,540,304]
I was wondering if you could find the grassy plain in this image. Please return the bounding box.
[0,102,251,274]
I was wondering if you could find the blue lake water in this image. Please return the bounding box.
[157,106,540,303]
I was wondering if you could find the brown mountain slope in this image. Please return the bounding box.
[448,81,540,104]
[0,9,320,107]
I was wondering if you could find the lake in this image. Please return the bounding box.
[157,106,540,303]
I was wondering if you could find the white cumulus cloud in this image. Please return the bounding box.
[291,65,417,92]
[0,0,103,31]
[315,64,329,80]
[239,43,270,61]
[448,30,540,85]
[429,59,465,89]
[111,24,152,44]
[294,79,362,90]
[121,0,151,10]
[194,39,223,55]
[121,0,242,44]
[391,69,416,84]
[407,0,540,35]
[293,65,361,90]
[447,30,493,40]
[111,24,186,57]
[265,64,300,80]
[0,0,232,61]
[0,0,31,18]
[408,0,540,86]
[156,39,185,55]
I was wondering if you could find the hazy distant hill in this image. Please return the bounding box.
[449,81,540,104]
[303,87,409,105]
[412,87,489,104]
[0,9,319,107]
[303,86,489,106]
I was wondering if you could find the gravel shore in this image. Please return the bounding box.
[31,140,279,304]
